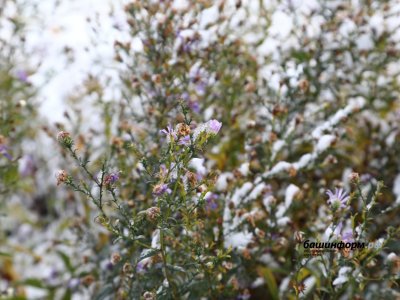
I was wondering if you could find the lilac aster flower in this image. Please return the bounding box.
[104,172,120,188]
[136,261,146,273]
[207,119,222,134]
[160,124,177,142]
[333,222,354,242]
[188,100,200,113]
[19,155,36,177]
[16,69,29,83]
[189,65,209,95]
[178,135,190,146]
[68,278,80,290]
[341,231,354,243]
[326,188,350,210]
[153,183,171,196]
[0,144,12,160]
[205,193,218,211]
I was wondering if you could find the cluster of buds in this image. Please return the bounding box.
[57,131,73,148]
[56,170,70,186]
[348,172,360,184]
[146,207,160,221]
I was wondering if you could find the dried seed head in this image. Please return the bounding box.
[111,137,124,148]
[81,274,95,286]
[186,171,197,186]
[122,262,133,274]
[56,170,68,186]
[298,79,309,92]
[111,252,121,265]
[294,231,304,243]
[146,207,160,221]
[176,123,191,136]
[143,291,155,300]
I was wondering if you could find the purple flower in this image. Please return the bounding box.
[16,69,29,83]
[68,278,80,290]
[360,173,373,183]
[188,100,200,113]
[104,172,120,187]
[341,231,354,243]
[178,135,190,146]
[160,124,177,142]
[0,144,12,160]
[195,82,207,95]
[205,193,218,211]
[189,65,209,95]
[136,261,146,273]
[334,222,354,242]
[207,119,222,134]
[326,188,350,209]
[153,183,171,196]
[19,155,36,177]
[181,92,200,113]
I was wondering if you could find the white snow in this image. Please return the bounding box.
[231,182,253,206]
[393,174,400,204]
[224,231,253,249]
[189,158,207,176]
[285,184,300,208]
[215,172,234,191]
[332,267,352,285]
[316,135,336,153]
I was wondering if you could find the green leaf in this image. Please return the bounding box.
[258,267,279,300]
[138,248,159,262]
[62,289,72,300]
[21,278,45,289]
[57,250,74,273]
[166,264,186,273]
[0,251,12,257]
[93,284,114,300]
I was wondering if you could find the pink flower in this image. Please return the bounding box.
[207,120,222,134]
[326,188,350,209]
[153,183,171,196]
[178,135,190,146]
[160,124,177,142]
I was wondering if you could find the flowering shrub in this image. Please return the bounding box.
[1,0,400,299]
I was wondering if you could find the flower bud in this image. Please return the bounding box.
[57,131,73,148]
[349,172,360,183]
